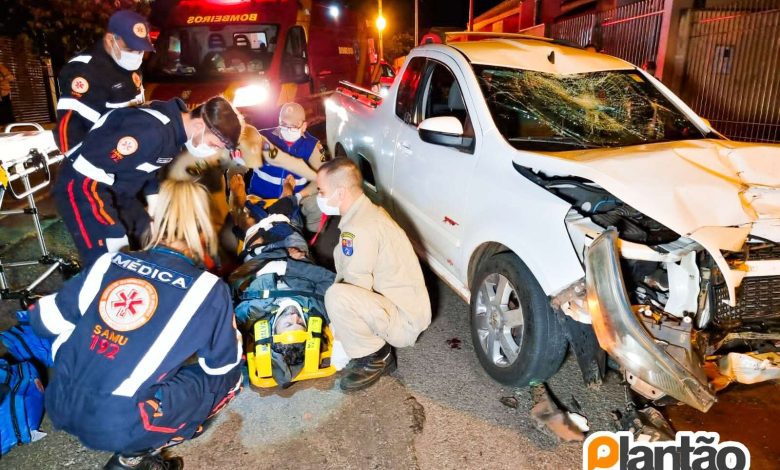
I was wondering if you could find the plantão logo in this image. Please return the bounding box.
[583,431,750,470]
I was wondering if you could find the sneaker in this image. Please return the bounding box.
[103,452,184,470]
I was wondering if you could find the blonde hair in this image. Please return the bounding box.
[145,180,217,264]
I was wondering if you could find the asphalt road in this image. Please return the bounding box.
[0,193,778,469]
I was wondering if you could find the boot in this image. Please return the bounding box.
[104,452,183,470]
[339,343,397,391]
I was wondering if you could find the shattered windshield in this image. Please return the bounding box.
[147,25,278,80]
[474,65,706,151]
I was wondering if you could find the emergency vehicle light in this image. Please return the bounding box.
[233,82,270,108]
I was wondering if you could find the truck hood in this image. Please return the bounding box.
[513,138,780,304]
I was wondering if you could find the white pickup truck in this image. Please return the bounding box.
[325,36,780,412]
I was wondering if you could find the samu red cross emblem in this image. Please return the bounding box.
[99,278,158,332]
[112,289,144,317]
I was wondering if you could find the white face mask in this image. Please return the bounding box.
[111,36,144,71]
[317,193,340,216]
[280,126,302,143]
[185,126,219,158]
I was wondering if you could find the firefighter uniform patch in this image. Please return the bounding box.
[72,76,89,94]
[117,136,139,155]
[341,232,355,256]
[98,278,159,332]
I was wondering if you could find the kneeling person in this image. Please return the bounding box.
[317,158,431,391]
[29,180,242,470]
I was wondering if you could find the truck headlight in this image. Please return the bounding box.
[233,83,270,108]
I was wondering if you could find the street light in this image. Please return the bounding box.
[329,5,340,20]
[376,15,386,61]
[376,15,387,31]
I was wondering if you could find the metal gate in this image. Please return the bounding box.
[680,0,780,143]
[550,0,666,68]
[0,37,55,125]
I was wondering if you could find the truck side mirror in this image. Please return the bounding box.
[418,116,473,151]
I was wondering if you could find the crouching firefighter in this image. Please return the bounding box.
[29,180,242,470]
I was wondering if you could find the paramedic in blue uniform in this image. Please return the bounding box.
[54,96,243,267]
[29,179,242,470]
[248,102,327,231]
[54,10,153,153]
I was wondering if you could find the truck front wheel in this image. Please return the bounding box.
[470,253,568,386]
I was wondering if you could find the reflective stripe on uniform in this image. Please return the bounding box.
[89,109,116,132]
[253,169,307,186]
[112,272,219,397]
[38,294,74,336]
[71,155,115,186]
[79,253,113,315]
[136,162,160,173]
[198,330,242,375]
[105,91,145,109]
[38,295,77,359]
[69,55,92,64]
[140,108,171,124]
[57,98,101,123]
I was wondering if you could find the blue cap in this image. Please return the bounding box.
[108,10,154,52]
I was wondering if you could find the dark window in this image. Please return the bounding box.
[420,61,468,127]
[281,26,309,83]
[395,57,426,124]
[417,60,473,140]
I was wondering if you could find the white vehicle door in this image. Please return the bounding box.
[391,55,479,271]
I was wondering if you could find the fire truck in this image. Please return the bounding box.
[145,0,373,127]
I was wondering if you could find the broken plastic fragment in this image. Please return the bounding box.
[718,351,780,386]
[530,384,586,442]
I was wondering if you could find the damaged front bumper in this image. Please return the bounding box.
[585,229,716,412]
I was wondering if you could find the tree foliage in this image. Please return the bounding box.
[385,31,416,62]
[0,0,151,69]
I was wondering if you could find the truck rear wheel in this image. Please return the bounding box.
[470,253,568,386]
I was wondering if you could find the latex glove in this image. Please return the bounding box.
[146,194,159,216]
[256,260,287,277]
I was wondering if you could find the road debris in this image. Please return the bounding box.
[499,396,519,409]
[530,384,589,442]
[613,405,674,442]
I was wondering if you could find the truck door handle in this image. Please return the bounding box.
[399,141,412,154]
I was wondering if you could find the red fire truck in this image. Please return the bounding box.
[145,0,372,127]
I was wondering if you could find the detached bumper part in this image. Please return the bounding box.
[585,229,716,412]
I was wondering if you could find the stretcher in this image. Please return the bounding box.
[0,123,79,307]
[246,313,337,388]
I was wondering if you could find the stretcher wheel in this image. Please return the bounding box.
[58,257,81,279]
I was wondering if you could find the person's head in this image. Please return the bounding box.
[274,302,306,334]
[145,180,216,264]
[278,102,307,142]
[316,157,363,216]
[103,10,154,71]
[185,96,244,159]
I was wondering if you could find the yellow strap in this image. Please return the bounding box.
[254,320,273,378]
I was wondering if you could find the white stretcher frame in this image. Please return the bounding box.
[0,122,78,307]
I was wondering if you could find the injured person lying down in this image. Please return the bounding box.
[227,173,342,387]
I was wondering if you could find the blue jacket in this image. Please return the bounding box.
[61,98,188,198]
[29,248,241,451]
[54,42,145,153]
[248,128,319,198]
